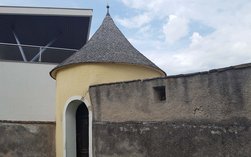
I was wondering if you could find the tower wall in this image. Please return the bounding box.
[54,63,164,157]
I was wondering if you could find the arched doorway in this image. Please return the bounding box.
[64,99,91,157]
[76,103,89,157]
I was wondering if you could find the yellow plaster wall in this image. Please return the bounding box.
[55,63,165,157]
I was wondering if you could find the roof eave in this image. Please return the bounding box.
[0,6,93,17]
[50,62,166,79]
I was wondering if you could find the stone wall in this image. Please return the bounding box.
[90,63,251,157]
[93,120,251,157]
[0,121,55,157]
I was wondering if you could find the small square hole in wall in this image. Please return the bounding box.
[153,86,166,101]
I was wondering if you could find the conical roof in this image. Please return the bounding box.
[50,12,165,79]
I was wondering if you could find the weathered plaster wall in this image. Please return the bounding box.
[0,121,55,157]
[90,64,251,122]
[90,64,251,157]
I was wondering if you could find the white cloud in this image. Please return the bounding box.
[190,32,203,47]
[162,15,189,43]
[118,0,251,74]
[116,13,152,28]
[148,29,251,74]
[121,0,146,9]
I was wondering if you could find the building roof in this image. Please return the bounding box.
[0,6,92,49]
[0,6,92,63]
[0,6,92,16]
[50,12,165,78]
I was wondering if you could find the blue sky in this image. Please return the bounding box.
[1,0,251,74]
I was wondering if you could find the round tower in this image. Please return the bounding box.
[50,9,166,157]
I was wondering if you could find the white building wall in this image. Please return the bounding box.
[0,61,56,121]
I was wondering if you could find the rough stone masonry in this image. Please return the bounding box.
[90,63,251,157]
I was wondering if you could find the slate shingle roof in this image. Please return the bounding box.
[50,13,165,79]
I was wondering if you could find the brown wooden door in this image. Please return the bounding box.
[76,103,89,157]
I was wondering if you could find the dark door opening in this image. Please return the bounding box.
[76,103,89,157]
